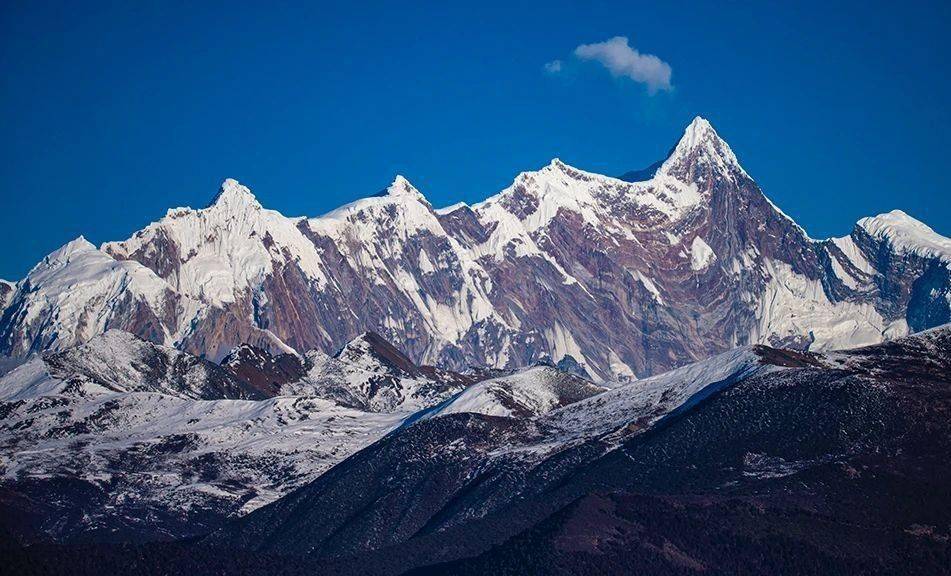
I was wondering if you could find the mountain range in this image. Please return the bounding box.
[1,117,950,575]
[2,117,948,383]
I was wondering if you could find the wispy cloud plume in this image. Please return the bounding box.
[543,59,562,73]
[550,36,673,94]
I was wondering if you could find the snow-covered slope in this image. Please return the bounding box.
[99,179,325,361]
[2,117,948,381]
[420,344,772,451]
[0,330,479,543]
[0,238,182,359]
[0,379,404,540]
[41,330,266,400]
[304,176,503,366]
[426,366,606,419]
[208,327,951,571]
[209,328,951,573]
[541,346,767,443]
[104,179,328,305]
[283,332,471,412]
[857,210,951,262]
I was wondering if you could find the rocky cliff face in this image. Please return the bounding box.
[219,344,309,398]
[1,118,948,381]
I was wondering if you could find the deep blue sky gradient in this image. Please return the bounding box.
[1,0,949,279]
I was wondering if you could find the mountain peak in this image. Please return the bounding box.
[384,174,426,200]
[543,157,587,175]
[857,209,951,261]
[658,116,746,180]
[336,331,422,376]
[681,116,717,147]
[671,116,727,155]
[43,236,97,265]
[861,209,918,226]
[64,235,96,251]
[208,178,262,210]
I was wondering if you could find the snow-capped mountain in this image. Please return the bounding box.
[1,117,948,381]
[0,238,182,360]
[0,331,479,543]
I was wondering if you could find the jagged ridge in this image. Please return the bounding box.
[0,117,947,383]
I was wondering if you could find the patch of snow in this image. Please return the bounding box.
[417,249,435,274]
[690,236,716,271]
[829,253,861,290]
[607,349,637,383]
[0,358,64,401]
[831,235,875,274]
[882,318,909,340]
[427,366,605,419]
[543,323,590,377]
[634,270,664,304]
[753,259,887,350]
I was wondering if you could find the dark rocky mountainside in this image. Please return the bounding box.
[220,343,309,398]
[202,327,951,575]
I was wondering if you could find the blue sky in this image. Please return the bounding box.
[1,0,949,279]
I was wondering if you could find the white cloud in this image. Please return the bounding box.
[543,59,563,73]
[572,36,672,94]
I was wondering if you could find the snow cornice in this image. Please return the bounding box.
[857,209,951,261]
